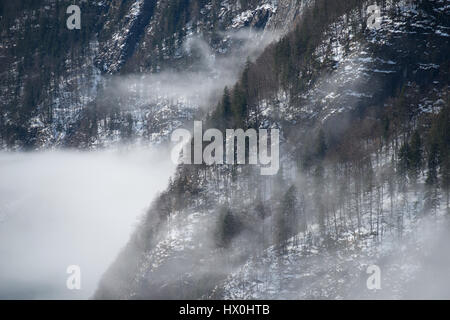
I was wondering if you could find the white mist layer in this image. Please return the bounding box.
[105,30,281,110]
[0,147,175,299]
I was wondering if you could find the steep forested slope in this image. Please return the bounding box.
[1,0,448,300]
[94,0,450,299]
[1,0,303,149]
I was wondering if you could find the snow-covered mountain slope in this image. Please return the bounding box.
[0,0,311,150]
[214,164,450,299]
[94,0,450,300]
[254,0,449,125]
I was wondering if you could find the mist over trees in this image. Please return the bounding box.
[1,0,448,300]
[92,0,450,300]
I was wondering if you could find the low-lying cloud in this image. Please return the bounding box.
[104,29,281,110]
[0,146,175,299]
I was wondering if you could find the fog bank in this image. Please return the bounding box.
[0,147,175,299]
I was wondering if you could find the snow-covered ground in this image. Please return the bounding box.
[0,146,175,299]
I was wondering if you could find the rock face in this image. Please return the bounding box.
[0,0,307,149]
